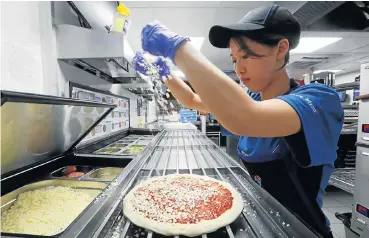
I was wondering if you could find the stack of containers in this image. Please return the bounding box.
[179,109,198,123]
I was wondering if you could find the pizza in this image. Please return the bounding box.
[123,174,243,237]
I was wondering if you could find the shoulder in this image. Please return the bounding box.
[290,83,339,97]
[278,83,344,122]
[283,84,342,111]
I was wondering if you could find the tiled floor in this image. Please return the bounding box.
[323,186,354,238]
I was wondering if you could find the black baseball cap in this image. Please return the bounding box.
[209,4,301,49]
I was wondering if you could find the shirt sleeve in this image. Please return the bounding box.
[220,125,239,138]
[277,84,344,167]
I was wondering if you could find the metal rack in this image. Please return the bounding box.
[329,168,356,194]
[100,129,319,238]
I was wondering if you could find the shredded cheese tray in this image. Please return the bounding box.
[1,186,100,236]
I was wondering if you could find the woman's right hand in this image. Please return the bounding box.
[141,21,189,62]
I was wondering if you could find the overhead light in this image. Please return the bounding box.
[189,37,205,51]
[291,37,342,53]
[313,70,342,74]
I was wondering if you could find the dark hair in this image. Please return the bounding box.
[231,31,290,70]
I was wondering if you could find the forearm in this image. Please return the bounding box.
[174,42,256,135]
[165,75,209,112]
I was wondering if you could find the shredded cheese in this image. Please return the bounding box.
[1,186,98,236]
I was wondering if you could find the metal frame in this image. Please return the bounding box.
[0,90,115,178]
[1,90,115,108]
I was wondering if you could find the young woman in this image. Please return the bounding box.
[141,4,343,237]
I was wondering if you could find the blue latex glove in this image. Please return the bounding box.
[141,21,189,62]
[153,57,171,80]
[132,51,151,76]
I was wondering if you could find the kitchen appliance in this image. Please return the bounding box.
[350,63,369,237]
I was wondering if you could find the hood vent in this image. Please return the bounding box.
[294,2,344,28]
[55,24,146,84]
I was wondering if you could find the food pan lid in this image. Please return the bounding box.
[0,90,115,176]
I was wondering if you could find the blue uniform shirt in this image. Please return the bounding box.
[221,80,344,230]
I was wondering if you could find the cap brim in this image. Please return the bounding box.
[209,23,265,48]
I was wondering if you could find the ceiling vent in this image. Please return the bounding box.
[294,2,344,28]
[302,2,369,31]
[288,61,323,69]
[301,56,330,60]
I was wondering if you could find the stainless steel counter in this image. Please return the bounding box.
[95,129,320,238]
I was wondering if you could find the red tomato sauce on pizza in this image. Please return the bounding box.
[131,176,234,224]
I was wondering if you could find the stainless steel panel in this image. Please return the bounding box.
[50,165,95,179]
[357,102,369,144]
[1,102,109,175]
[101,129,319,238]
[360,63,369,96]
[352,146,369,235]
[88,168,123,181]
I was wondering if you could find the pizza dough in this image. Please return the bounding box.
[123,174,243,237]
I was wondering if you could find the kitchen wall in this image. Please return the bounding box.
[1,2,47,94]
[335,70,360,104]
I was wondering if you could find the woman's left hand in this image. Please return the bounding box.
[153,57,171,80]
[141,21,189,62]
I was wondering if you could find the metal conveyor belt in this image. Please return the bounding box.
[99,129,319,238]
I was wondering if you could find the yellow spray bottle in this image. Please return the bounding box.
[111,3,131,35]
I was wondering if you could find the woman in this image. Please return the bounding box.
[141,4,343,238]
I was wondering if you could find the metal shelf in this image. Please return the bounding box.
[344,117,359,123]
[342,105,359,110]
[334,82,360,92]
[329,168,356,194]
[100,129,319,238]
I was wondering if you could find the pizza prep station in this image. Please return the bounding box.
[0,92,321,238]
[93,127,322,238]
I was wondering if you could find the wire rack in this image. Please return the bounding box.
[102,129,318,238]
[329,168,356,194]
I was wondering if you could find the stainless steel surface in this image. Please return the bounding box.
[352,146,369,235]
[1,101,110,176]
[88,168,123,181]
[357,104,369,145]
[101,129,319,238]
[351,62,369,236]
[50,165,95,179]
[55,23,137,80]
[94,137,142,155]
[329,168,355,194]
[1,179,107,236]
